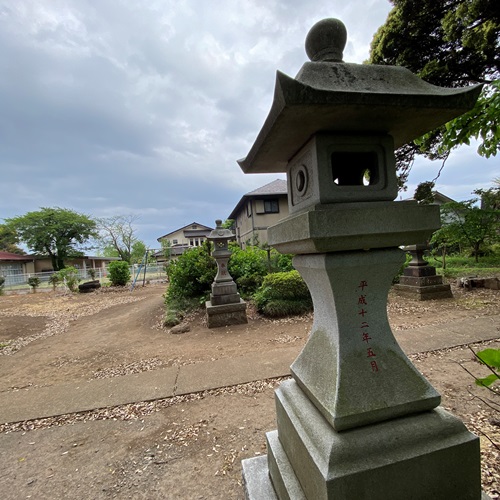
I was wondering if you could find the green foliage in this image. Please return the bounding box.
[228,245,268,297]
[0,224,23,254]
[438,81,500,158]
[474,348,500,388]
[56,266,81,292]
[254,270,312,317]
[164,243,295,321]
[370,0,500,186]
[164,245,216,325]
[434,194,500,262]
[48,273,61,291]
[87,268,97,280]
[107,261,131,287]
[27,277,41,292]
[0,276,5,295]
[426,251,500,279]
[166,244,216,303]
[414,181,436,204]
[5,207,97,271]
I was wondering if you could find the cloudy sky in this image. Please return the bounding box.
[1,1,498,250]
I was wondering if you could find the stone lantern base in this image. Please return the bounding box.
[206,299,247,328]
[243,380,482,500]
[394,245,453,301]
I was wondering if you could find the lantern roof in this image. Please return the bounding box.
[238,18,482,174]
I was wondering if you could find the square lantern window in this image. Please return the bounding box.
[288,133,398,214]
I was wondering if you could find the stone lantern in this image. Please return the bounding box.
[206,220,247,328]
[240,18,483,500]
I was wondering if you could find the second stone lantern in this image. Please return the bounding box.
[206,220,247,328]
[239,18,483,500]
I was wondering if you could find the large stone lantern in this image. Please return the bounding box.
[240,18,483,500]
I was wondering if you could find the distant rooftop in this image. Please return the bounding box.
[247,179,287,196]
[228,179,288,220]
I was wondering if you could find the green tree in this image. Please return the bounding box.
[0,224,24,254]
[5,208,97,271]
[97,215,146,264]
[434,193,500,262]
[370,0,500,187]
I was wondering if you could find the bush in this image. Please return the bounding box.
[269,251,294,273]
[228,245,268,298]
[108,261,131,286]
[0,276,5,295]
[27,276,41,292]
[164,244,216,324]
[56,267,81,292]
[48,273,61,291]
[163,243,296,321]
[166,244,216,302]
[254,270,312,317]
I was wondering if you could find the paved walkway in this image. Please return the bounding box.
[1,315,499,424]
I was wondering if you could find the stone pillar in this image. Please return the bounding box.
[394,244,453,300]
[237,18,484,500]
[205,220,247,328]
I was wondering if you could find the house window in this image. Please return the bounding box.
[172,239,178,245]
[247,202,252,217]
[192,225,198,229]
[190,239,194,246]
[264,199,279,213]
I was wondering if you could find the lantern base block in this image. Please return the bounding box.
[243,379,482,499]
[205,299,247,328]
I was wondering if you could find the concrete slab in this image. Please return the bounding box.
[175,348,295,395]
[394,315,500,355]
[0,366,178,423]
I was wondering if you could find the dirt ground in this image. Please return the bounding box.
[0,283,499,499]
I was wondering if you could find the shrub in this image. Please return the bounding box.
[27,276,41,293]
[56,267,81,292]
[48,273,61,291]
[108,261,131,286]
[166,244,216,302]
[163,245,216,325]
[0,276,5,295]
[269,250,294,273]
[228,245,268,298]
[254,270,312,317]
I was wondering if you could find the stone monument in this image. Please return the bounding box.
[239,18,484,499]
[394,243,453,300]
[205,220,247,328]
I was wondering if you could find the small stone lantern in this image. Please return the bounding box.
[205,220,247,328]
[239,18,483,500]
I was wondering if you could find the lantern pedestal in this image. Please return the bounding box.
[206,220,248,328]
[394,244,453,300]
[243,380,481,500]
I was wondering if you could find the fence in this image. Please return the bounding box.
[0,264,167,293]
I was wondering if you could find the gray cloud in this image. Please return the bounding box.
[0,1,496,248]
